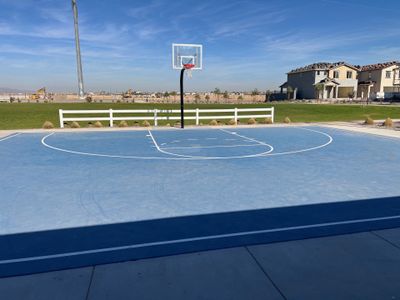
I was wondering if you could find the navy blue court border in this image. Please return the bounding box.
[1,196,400,278]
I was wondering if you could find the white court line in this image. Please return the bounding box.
[1,214,399,265]
[153,129,274,159]
[219,127,333,157]
[147,130,193,158]
[41,133,181,160]
[219,128,272,146]
[266,127,333,156]
[162,144,265,150]
[41,127,333,160]
[0,132,22,142]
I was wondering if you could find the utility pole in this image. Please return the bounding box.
[72,0,85,99]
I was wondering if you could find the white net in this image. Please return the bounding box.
[186,68,193,78]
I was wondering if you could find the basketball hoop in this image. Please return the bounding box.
[183,63,195,78]
[172,44,203,128]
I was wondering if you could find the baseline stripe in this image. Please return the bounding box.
[0,133,22,142]
[1,214,400,265]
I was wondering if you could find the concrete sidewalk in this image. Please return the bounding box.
[1,228,400,300]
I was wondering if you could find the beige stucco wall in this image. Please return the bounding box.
[358,69,382,94]
[328,65,357,80]
[358,64,399,96]
[380,65,399,92]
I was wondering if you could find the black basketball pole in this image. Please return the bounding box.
[180,68,185,129]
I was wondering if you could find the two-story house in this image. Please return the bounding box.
[357,61,400,100]
[281,62,359,100]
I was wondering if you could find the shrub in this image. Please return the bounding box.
[364,117,374,125]
[94,121,103,128]
[283,117,291,124]
[247,118,257,125]
[383,117,393,127]
[227,119,237,125]
[142,120,151,127]
[209,119,218,126]
[260,117,273,124]
[133,121,140,127]
[118,120,129,127]
[165,123,171,127]
[70,121,80,128]
[42,121,54,129]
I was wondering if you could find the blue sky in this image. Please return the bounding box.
[0,0,399,93]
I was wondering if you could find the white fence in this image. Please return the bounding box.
[58,107,274,128]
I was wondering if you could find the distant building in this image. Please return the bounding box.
[357,61,400,100]
[281,62,359,100]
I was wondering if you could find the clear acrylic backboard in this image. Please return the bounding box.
[172,43,203,70]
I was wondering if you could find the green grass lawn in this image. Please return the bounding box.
[1,102,400,130]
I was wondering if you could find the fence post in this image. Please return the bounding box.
[109,109,113,127]
[196,108,199,126]
[234,107,238,123]
[154,109,158,126]
[59,109,64,128]
[271,107,275,123]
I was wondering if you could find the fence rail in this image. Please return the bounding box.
[58,107,274,128]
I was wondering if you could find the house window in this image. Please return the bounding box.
[324,71,327,75]
[346,71,352,79]
[333,71,339,78]
[386,71,391,79]
[317,71,320,75]
[368,72,372,79]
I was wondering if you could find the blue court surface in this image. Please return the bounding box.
[1,126,400,277]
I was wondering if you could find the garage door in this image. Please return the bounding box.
[338,87,354,98]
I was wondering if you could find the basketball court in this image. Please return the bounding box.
[1,125,400,277]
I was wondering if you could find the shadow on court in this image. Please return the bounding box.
[1,195,400,278]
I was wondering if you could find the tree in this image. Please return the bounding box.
[237,95,244,101]
[251,89,260,101]
[163,91,170,101]
[205,95,210,103]
[213,88,221,101]
[223,91,229,100]
[314,84,324,101]
[194,93,201,103]
[265,90,272,102]
[170,91,177,102]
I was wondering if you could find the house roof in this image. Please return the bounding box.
[358,80,375,85]
[279,82,289,88]
[358,61,400,72]
[288,62,359,74]
[314,77,340,86]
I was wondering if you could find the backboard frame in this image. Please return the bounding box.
[172,43,203,70]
